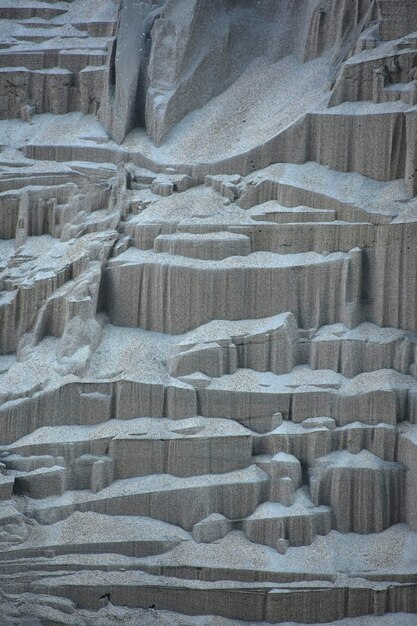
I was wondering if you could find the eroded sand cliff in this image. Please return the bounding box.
[1,1,417,624]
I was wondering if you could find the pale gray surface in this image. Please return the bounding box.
[0,0,417,624]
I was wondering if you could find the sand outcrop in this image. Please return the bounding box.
[0,0,417,624]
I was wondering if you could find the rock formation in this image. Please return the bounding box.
[0,0,417,624]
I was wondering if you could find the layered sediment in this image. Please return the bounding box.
[1,1,417,624]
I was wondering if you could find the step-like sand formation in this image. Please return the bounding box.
[1,1,417,624]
